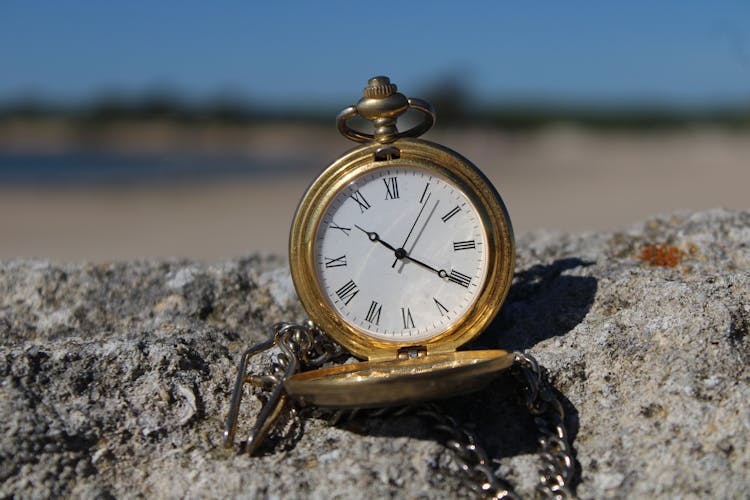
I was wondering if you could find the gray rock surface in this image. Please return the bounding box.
[1,209,748,498]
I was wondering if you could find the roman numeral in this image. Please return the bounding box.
[433,297,449,316]
[324,255,347,268]
[419,183,430,203]
[453,240,476,251]
[365,300,382,325]
[350,190,371,213]
[441,206,461,222]
[448,270,472,288]
[335,280,359,305]
[383,177,399,200]
[401,307,415,329]
[329,222,351,236]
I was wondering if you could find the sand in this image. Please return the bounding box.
[1,127,748,261]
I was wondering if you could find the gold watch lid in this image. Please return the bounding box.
[284,349,515,408]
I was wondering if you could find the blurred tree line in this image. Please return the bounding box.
[1,79,749,130]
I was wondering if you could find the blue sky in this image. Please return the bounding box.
[1,1,749,108]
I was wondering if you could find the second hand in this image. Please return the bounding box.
[392,192,432,268]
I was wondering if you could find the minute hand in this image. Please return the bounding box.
[404,254,447,278]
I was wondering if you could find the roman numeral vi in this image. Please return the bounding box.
[401,307,415,329]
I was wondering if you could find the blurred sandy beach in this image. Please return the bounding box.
[2,3,749,262]
[1,126,747,261]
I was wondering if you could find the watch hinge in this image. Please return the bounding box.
[374,146,401,161]
[397,345,427,360]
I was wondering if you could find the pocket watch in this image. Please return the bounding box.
[223,77,576,498]
[284,75,515,406]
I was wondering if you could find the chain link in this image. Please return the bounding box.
[230,322,577,499]
[511,352,578,499]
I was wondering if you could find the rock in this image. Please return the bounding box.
[0,209,748,498]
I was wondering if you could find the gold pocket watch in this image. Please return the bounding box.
[284,76,515,407]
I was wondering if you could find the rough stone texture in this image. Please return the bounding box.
[1,209,748,499]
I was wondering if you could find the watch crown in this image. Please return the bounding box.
[337,76,434,144]
[363,76,398,99]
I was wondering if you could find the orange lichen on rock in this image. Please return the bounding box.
[639,243,697,267]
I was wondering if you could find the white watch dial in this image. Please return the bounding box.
[314,165,489,341]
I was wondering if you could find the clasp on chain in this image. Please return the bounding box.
[223,323,303,454]
[337,76,435,144]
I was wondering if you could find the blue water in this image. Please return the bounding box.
[0,151,312,185]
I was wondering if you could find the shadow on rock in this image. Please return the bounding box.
[471,257,597,351]
[328,369,579,462]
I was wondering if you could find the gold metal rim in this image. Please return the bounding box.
[289,138,515,360]
[284,349,514,408]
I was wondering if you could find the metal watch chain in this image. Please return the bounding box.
[224,321,577,499]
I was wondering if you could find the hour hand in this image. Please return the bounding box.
[354,225,398,253]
